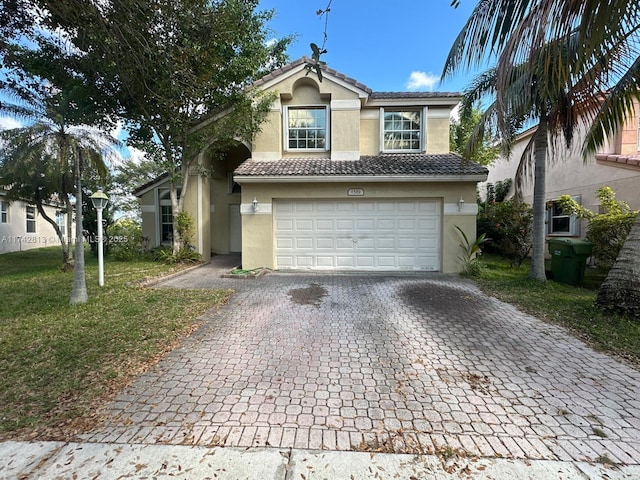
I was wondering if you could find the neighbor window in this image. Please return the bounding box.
[161,205,173,243]
[55,211,65,231]
[547,196,580,236]
[1,201,7,223]
[159,188,180,244]
[382,109,423,152]
[26,206,36,233]
[286,106,328,150]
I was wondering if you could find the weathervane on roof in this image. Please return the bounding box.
[305,1,332,82]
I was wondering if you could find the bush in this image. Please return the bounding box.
[150,210,201,265]
[106,219,147,261]
[455,225,488,277]
[478,200,533,266]
[557,187,638,271]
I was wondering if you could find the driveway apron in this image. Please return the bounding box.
[80,260,640,464]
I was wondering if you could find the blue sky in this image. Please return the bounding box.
[258,0,482,93]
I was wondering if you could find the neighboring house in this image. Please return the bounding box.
[0,188,71,254]
[136,58,488,272]
[485,100,640,238]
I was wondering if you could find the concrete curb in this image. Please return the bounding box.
[3,441,639,479]
[135,261,210,288]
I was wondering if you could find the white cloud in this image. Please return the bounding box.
[124,145,147,165]
[406,71,440,91]
[0,117,22,130]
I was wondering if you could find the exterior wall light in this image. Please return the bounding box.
[252,197,259,212]
[458,196,465,212]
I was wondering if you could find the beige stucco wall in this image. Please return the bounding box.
[208,146,250,255]
[137,186,161,247]
[485,121,640,214]
[240,181,478,273]
[0,196,73,254]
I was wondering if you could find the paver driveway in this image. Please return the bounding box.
[81,259,640,465]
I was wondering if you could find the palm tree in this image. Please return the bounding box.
[0,95,119,304]
[445,0,640,289]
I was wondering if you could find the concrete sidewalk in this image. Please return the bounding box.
[3,440,639,479]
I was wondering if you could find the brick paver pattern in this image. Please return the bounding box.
[81,262,640,464]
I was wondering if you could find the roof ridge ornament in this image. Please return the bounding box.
[305,43,327,82]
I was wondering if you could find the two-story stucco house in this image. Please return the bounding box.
[485,99,640,238]
[135,58,488,273]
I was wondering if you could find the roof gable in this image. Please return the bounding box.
[253,57,372,99]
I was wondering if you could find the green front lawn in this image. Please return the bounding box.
[474,255,639,367]
[0,247,230,439]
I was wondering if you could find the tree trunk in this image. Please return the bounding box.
[70,152,88,305]
[529,115,548,282]
[33,190,72,268]
[596,214,640,316]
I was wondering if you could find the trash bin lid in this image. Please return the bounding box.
[547,237,593,255]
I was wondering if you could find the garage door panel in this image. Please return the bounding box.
[336,237,354,249]
[357,237,374,248]
[316,219,334,230]
[275,199,440,271]
[317,256,335,267]
[356,219,375,230]
[296,238,313,249]
[377,219,395,230]
[336,219,354,230]
[398,218,417,230]
[377,238,396,249]
[295,219,313,231]
[316,237,334,249]
[276,219,294,231]
[276,238,294,249]
[337,256,355,267]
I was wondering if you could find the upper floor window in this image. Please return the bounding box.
[1,201,7,223]
[26,206,36,233]
[382,109,423,152]
[286,106,328,151]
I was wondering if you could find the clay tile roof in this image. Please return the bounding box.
[234,154,488,177]
[596,153,640,169]
[371,92,461,99]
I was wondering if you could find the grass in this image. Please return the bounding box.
[474,254,640,366]
[0,246,231,439]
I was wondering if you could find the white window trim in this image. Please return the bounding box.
[546,195,580,236]
[158,188,180,245]
[1,200,8,223]
[26,205,37,234]
[380,107,427,153]
[284,105,330,153]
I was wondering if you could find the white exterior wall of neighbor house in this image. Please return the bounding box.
[485,113,640,229]
[0,193,71,254]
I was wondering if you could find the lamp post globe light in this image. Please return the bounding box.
[90,190,109,287]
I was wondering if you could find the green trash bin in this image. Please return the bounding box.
[547,238,594,285]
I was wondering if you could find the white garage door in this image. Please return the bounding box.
[274,199,441,271]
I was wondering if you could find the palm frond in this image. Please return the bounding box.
[583,55,640,155]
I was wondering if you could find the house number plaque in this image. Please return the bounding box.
[347,188,365,196]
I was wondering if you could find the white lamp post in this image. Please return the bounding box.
[90,190,109,287]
